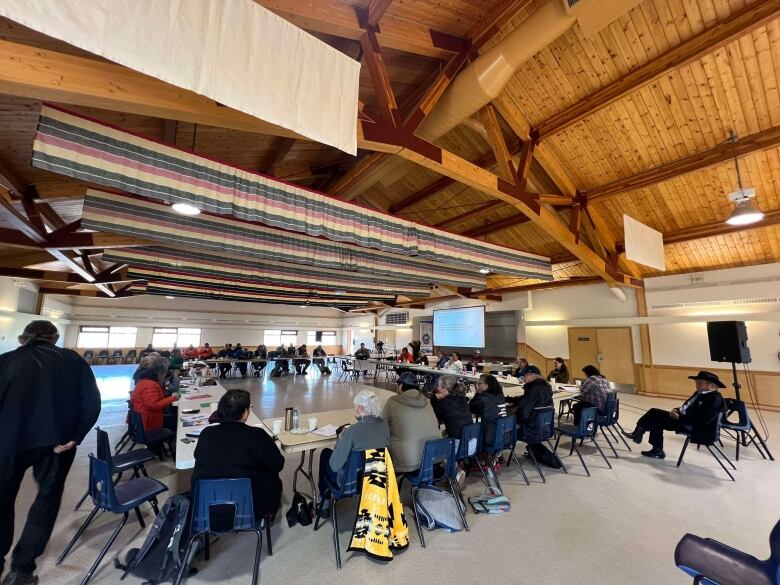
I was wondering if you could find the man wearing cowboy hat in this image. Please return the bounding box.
[623,371,726,459]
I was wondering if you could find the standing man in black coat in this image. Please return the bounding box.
[0,321,101,585]
[623,371,726,459]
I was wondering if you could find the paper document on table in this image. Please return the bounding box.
[312,424,339,437]
[186,394,212,400]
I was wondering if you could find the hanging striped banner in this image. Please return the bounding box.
[103,247,432,297]
[83,190,490,288]
[32,105,552,281]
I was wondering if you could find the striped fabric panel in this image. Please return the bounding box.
[102,247,432,296]
[32,105,552,280]
[83,190,492,287]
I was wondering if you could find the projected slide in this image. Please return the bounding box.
[433,306,485,348]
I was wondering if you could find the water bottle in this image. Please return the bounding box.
[292,409,299,430]
[284,407,294,431]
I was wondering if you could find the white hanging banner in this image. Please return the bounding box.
[0,0,360,154]
[420,321,433,356]
[623,214,666,271]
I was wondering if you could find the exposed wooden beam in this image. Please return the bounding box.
[0,266,133,285]
[0,152,27,196]
[432,200,503,229]
[391,294,462,307]
[0,190,47,243]
[515,135,536,192]
[583,125,780,202]
[45,231,150,250]
[389,139,522,214]
[359,27,401,127]
[463,213,531,238]
[471,276,602,296]
[535,0,780,139]
[44,249,95,282]
[20,193,46,235]
[366,0,394,28]
[469,0,534,49]
[0,249,54,269]
[162,119,178,145]
[35,201,68,230]
[256,0,468,59]
[569,201,583,243]
[265,138,297,176]
[478,104,515,182]
[38,286,133,299]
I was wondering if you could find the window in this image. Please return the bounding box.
[263,330,281,347]
[152,327,201,348]
[77,326,137,348]
[280,330,298,346]
[306,330,337,346]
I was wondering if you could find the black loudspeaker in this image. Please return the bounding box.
[706,321,751,364]
[315,331,323,343]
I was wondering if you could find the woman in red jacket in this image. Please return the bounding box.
[131,356,177,432]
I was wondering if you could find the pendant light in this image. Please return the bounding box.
[726,132,763,226]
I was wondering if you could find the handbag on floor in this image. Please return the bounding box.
[413,485,465,532]
[286,491,313,527]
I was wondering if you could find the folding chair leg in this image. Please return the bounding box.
[572,444,590,477]
[735,431,741,461]
[150,497,160,516]
[591,437,613,469]
[526,447,546,483]
[409,487,425,549]
[174,533,202,585]
[252,529,262,585]
[332,497,343,568]
[58,505,100,564]
[79,512,128,585]
[546,439,567,474]
[600,427,619,458]
[447,477,469,531]
[73,489,90,511]
[611,425,632,452]
[712,443,736,470]
[133,507,145,528]
[114,430,130,453]
[475,459,491,488]
[706,445,735,482]
[265,518,273,556]
[676,437,691,468]
[139,464,149,477]
[509,450,529,486]
[754,431,774,461]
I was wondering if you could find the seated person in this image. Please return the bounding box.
[469,374,507,447]
[383,372,441,473]
[197,343,214,359]
[168,347,184,372]
[469,349,482,369]
[443,352,464,374]
[510,357,533,378]
[547,357,570,384]
[133,352,160,383]
[623,371,726,459]
[131,355,178,433]
[273,345,290,374]
[431,375,472,438]
[192,389,284,519]
[182,344,198,360]
[312,344,329,373]
[233,343,249,377]
[253,344,268,376]
[409,340,421,363]
[417,353,430,366]
[317,390,389,516]
[217,343,233,378]
[506,366,553,437]
[434,350,448,369]
[286,343,296,357]
[397,347,413,364]
[573,365,613,423]
[294,344,309,375]
[138,343,156,360]
[354,343,370,360]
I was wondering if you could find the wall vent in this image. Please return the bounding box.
[651,297,779,310]
[385,312,409,325]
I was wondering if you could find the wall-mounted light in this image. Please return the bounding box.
[172,202,201,216]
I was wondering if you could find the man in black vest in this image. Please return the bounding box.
[0,321,101,585]
[623,371,726,459]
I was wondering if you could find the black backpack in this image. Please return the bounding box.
[526,443,562,469]
[115,495,191,584]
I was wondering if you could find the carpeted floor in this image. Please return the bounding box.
[7,367,779,584]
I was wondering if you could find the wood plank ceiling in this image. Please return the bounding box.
[0,0,778,304]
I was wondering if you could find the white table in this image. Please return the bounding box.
[174,380,261,469]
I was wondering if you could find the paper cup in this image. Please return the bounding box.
[307,417,318,430]
[272,419,283,434]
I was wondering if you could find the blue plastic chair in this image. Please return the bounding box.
[313,450,364,569]
[59,454,167,585]
[127,409,175,460]
[675,518,780,585]
[484,415,529,491]
[456,422,490,487]
[74,427,155,511]
[175,478,265,585]
[721,398,774,461]
[596,393,632,458]
[519,406,567,482]
[676,412,736,482]
[554,406,612,477]
[404,438,468,548]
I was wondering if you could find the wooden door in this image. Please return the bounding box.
[568,327,598,378]
[595,328,635,385]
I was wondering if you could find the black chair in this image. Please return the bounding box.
[721,398,774,461]
[675,518,779,585]
[109,349,124,364]
[554,406,612,477]
[96,349,110,364]
[519,406,567,482]
[125,349,137,363]
[175,479,267,585]
[313,450,364,569]
[58,454,167,585]
[128,410,175,460]
[74,427,155,511]
[337,359,358,383]
[483,415,529,491]
[676,413,736,482]
[82,350,95,364]
[596,393,632,458]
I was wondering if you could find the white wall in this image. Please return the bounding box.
[0,278,70,354]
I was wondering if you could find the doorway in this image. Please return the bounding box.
[568,327,635,388]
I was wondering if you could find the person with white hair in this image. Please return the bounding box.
[316,390,389,517]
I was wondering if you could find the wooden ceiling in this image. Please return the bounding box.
[0,0,779,306]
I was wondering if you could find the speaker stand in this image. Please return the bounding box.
[730,362,742,402]
[729,362,774,461]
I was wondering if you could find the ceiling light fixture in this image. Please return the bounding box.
[479,268,490,274]
[725,132,763,226]
[171,202,201,216]
[165,295,175,299]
